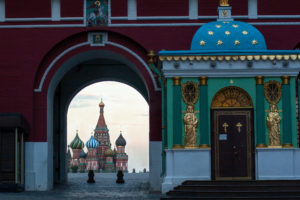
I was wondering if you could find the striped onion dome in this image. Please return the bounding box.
[115,132,126,147]
[70,131,85,149]
[79,150,87,158]
[104,148,114,157]
[86,136,99,149]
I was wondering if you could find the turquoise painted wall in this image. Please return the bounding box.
[207,78,256,146]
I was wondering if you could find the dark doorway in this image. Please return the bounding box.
[211,109,254,180]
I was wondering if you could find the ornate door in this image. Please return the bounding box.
[212,109,254,180]
[211,86,254,180]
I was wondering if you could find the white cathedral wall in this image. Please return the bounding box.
[256,148,300,180]
[162,149,211,194]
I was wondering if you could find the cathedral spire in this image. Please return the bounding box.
[95,99,108,131]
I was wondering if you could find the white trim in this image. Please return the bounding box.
[34,40,160,92]
[51,0,60,21]
[248,0,257,19]
[34,42,89,92]
[5,17,84,22]
[189,0,198,20]
[0,0,5,22]
[128,0,137,20]
[258,15,300,19]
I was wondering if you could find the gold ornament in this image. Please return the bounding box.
[211,86,253,108]
[184,105,198,149]
[264,81,282,105]
[234,40,240,45]
[181,82,199,105]
[220,0,230,6]
[266,104,281,147]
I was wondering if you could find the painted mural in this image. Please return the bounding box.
[86,0,109,26]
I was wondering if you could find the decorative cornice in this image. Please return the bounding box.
[159,54,300,62]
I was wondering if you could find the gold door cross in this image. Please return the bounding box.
[236,122,243,133]
[222,122,228,133]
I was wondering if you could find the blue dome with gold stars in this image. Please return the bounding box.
[191,21,267,51]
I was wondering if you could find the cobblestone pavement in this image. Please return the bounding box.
[0,173,163,200]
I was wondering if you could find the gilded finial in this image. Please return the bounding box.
[220,0,229,7]
[147,50,155,64]
[99,98,105,107]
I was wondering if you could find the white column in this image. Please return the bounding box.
[248,0,257,19]
[0,0,5,22]
[189,0,198,20]
[51,0,61,21]
[128,0,137,20]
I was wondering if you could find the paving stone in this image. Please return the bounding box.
[0,173,162,200]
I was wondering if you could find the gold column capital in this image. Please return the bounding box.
[173,76,181,86]
[199,144,211,148]
[255,76,264,85]
[199,76,208,85]
[281,76,290,85]
[147,50,155,64]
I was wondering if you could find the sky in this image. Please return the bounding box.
[67,81,149,172]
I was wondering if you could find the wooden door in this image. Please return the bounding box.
[212,109,254,180]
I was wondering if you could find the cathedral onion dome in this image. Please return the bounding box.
[70,131,85,149]
[86,136,99,149]
[190,21,267,51]
[115,132,126,147]
[79,150,87,158]
[99,99,105,107]
[104,148,114,157]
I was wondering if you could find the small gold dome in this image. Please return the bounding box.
[104,148,114,157]
[99,99,105,107]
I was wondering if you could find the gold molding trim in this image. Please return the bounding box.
[211,86,253,108]
[173,76,181,86]
[268,145,282,148]
[181,82,199,105]
[184,146,199,149]
[199,76,208,85]
[256,144,267,148]
[173,144,184,149]
[199,144,211,148]
[264,81,282,104]
[255,76,264,85]
[159,54,300,62]
[282,143,294,148]
[281,76,290,85]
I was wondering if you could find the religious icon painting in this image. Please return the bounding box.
[86,0,109,26]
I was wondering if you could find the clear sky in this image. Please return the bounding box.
[67,81,149,172]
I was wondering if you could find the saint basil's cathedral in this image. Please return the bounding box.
[68,100,128,173]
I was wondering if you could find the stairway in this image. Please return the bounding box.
[161,180,300,200]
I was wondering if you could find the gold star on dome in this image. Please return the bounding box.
[208,31,214,35]
[200,40,206,46]
[217,40,223,45]
[223,21,229,24]
[242,31,248,35]
[233,24,239,28]
[225,31,231,35]
[234,40,240,45]
[216,25,221,28]
[252,40,258,45]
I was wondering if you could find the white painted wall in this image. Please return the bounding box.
[149,141,162,191]
[256,148,300,180]
[0,0,5,22]
[128,0,137,20]
[51,0,60,21]
[248,0,258,19]
[162,149,211,194]
[189,0,198,20]
[25,142,52,191]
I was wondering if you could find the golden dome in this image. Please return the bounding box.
[104,148,114,157]
[99,99,105,107]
